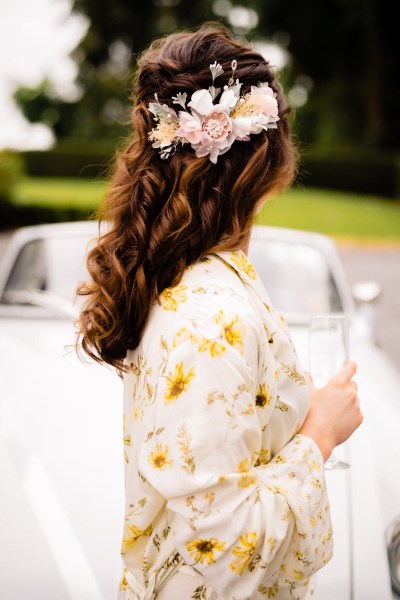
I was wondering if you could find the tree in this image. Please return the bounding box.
[256,0,398,149]
[14,0,399,150]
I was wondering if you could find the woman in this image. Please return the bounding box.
[77,24,362,600]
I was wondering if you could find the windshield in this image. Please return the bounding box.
[2,232,343,322]
[2,235,91,310]
[248,238,343,321]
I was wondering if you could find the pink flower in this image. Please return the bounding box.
[230,83,279,138]
[192,111,235,164]
[178,108,235,163]
[177,111,203,144]
[194,134,235,163]
[202,111,232,141]
[250,83,279,123]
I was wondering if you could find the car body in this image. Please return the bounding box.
[0,221,399,599]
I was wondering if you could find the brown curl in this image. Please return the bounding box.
[76,23,297,371]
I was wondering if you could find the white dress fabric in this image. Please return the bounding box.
[118,249,333,600]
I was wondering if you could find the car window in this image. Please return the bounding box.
[2,232,344,322]
[248,239,343,321]
[2,236,90,304]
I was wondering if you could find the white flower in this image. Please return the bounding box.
[209,61,224,81]
[215,88,239,112]
[172,92,188,109]
[232,114,273,137]
[187,89,214,116]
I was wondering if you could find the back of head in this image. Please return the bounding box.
[77,23,297,370]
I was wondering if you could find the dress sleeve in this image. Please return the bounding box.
[137,295,333,598]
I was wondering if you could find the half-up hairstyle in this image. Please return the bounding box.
[76,23,297,370]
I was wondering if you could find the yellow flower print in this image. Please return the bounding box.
[237,458,257,488]
[215,310,245,353]
[257,582,279,597]
[255,383,272,408]
[238,458,250,471]
[274,454,286,464]
[267,537,277,551]
[274,484,288,494]
[230,531,258,574]
[177,423,196,475]
[309,460,321,472]
[280,363,307,386]
[255,448,270,466]
[293,569,304,581]
[310,476,322,489]
[119,571,129,590]
[196,337,226,357]
[159,284,188,311]
[279,313,288,327]
[123,414,131,446]
[148,443,173,470]
[164,362,195,404]
[186,537,226,565]
[172,327,192,348]
[269,583,279,597]
[230,250,256,279]
[122,524,152,554]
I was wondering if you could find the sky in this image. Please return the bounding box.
[0,0,87,149]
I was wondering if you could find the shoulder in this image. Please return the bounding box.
[144,254,264,366]
[161,254,261,329]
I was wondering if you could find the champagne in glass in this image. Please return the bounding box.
[309,314,350,470]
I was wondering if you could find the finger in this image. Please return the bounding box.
[337,360,357,381]
[348,380,358,393]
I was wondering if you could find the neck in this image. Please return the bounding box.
[240,236,250,256]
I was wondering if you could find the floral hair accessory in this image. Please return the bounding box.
[148,60,279,164]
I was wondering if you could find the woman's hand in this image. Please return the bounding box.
[298,360,363,461]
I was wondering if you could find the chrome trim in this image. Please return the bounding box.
[386,515,400,594]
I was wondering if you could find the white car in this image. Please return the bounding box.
[0,221,399,600]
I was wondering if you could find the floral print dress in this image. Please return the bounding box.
[118,249,333,600]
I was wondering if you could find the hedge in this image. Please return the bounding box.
[19,144,400,198]
[0,152,26,202]
[20,140,115,179]
[0,200,95,231]
[299,150,400,198]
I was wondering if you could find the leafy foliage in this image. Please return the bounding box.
[12,0,399,150]
[0,153,25,203]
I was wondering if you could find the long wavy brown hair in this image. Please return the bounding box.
[76,23,297,370]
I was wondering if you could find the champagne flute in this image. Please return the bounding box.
[308,314,350,470]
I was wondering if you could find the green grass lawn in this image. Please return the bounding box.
[14,177,108,211]
[257,187,400,241]
[13,177,400,242]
